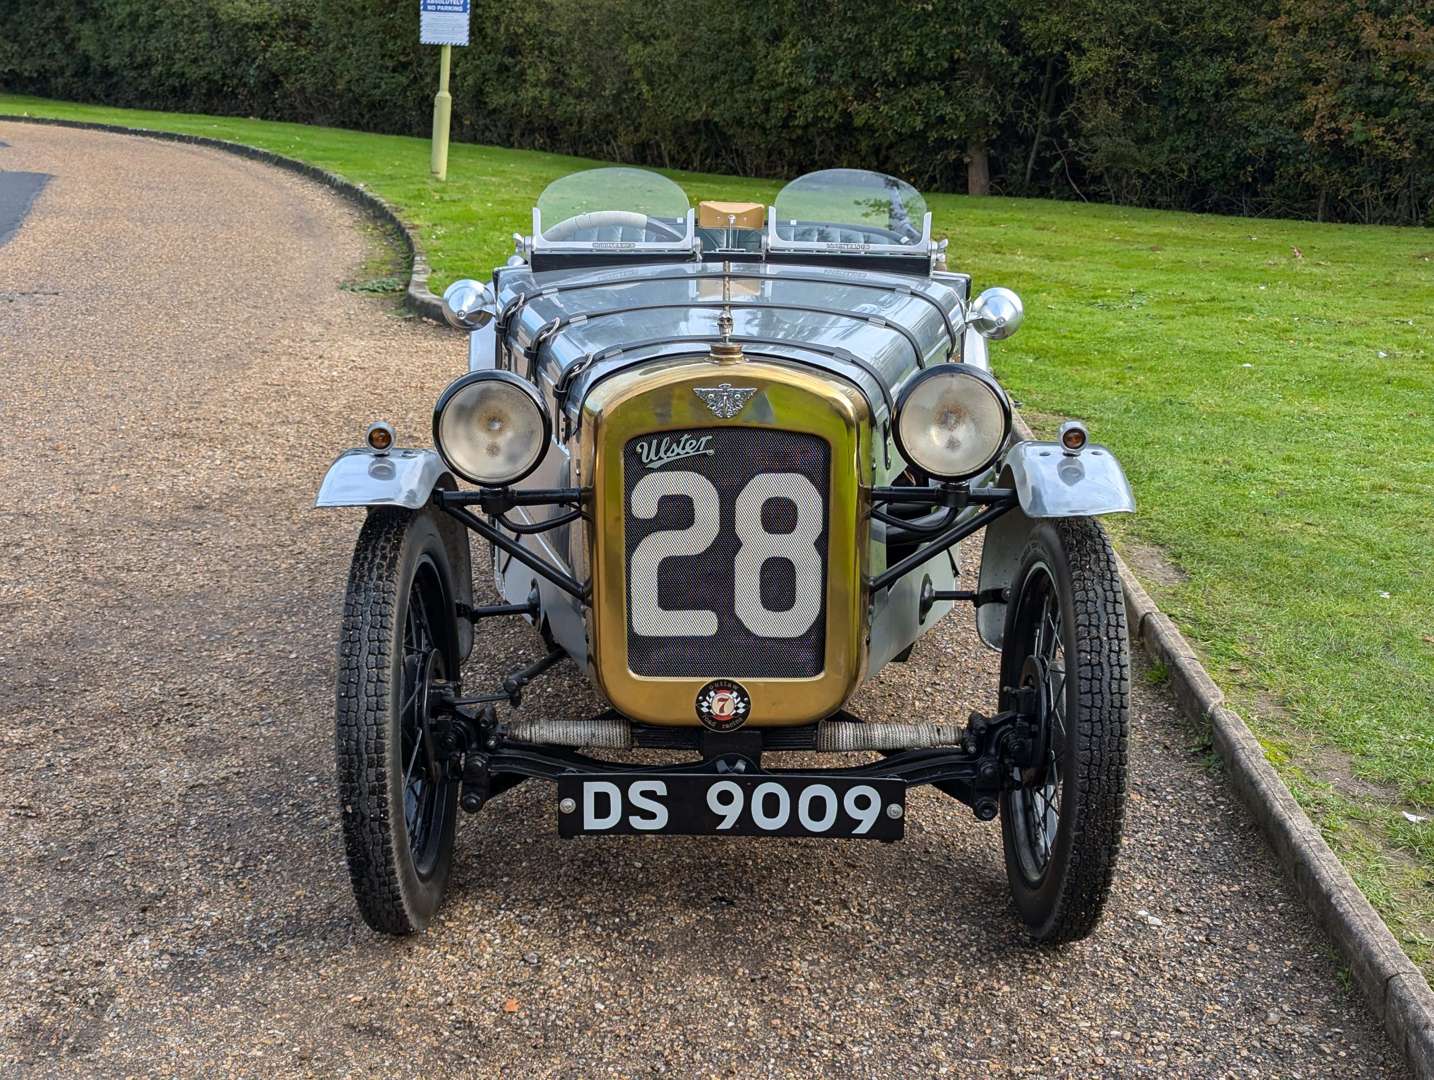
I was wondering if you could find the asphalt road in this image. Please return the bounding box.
[0,122,1405,1078]
[0,164,49,247]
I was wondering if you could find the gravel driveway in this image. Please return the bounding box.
[0,122,1404,1078]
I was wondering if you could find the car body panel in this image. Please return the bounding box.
[1001,441,1136,519]
[315,447,453,510]
[493,434,590,670]
[867,524,959,669]
[493,262,966,430]
[970,441,1135,648]
[315,447,475,658]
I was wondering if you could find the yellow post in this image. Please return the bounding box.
[430,44,452,180]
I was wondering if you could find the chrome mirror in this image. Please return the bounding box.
[441,279,495,330]
[967,287,1023,340]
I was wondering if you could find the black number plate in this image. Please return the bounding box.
[556,774,905,840]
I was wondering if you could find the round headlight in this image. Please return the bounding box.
[894,364,1011,480]
[432,371,551,486]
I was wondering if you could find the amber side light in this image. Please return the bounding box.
[1059,421,1088,453]
[366,422,395,453]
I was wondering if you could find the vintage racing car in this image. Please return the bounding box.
[318,167,1135,939]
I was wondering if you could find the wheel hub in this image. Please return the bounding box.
[1017,654,1054,786]
[414,648,440,724]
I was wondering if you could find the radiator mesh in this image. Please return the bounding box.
[623,428,829,678]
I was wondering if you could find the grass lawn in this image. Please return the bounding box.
[3,95,1430,976]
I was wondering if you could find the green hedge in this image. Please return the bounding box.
[2,0,1430,224]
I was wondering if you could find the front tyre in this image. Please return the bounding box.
[998,518,1129,944]
[336,508,462,935]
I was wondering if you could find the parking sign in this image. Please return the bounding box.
[420,0,469,47]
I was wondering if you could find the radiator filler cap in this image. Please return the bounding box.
[709,306,745,363]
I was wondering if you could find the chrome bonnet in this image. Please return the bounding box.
[494,261,967,432]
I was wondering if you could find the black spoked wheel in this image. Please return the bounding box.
[336,508,461,935]
[1008,601,1066,884]
[998,518,1129,944]
[398,587,450,881]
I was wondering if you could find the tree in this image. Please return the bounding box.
[1257,0,1434,224]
